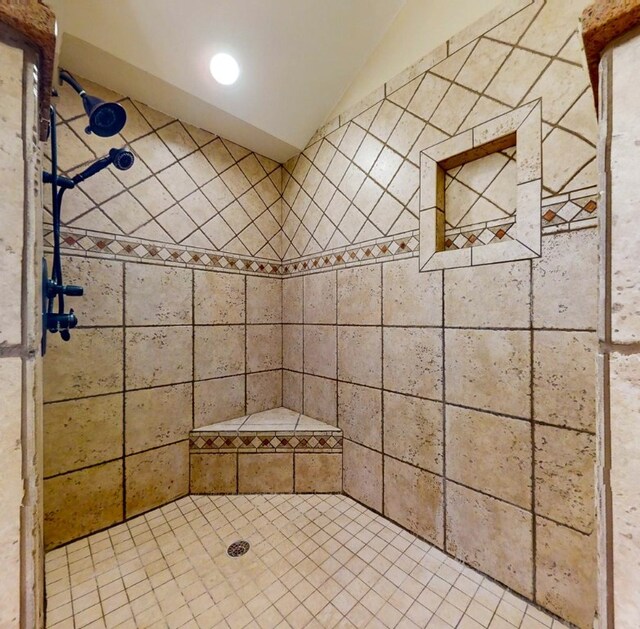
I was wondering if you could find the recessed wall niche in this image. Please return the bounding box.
[419,100,542,270]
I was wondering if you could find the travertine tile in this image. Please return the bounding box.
[608,352,640,626]
[125,384,192,454]
[44,328,123,402]
[194,271,244,324]
[247,324,282,372]
[283,370,303,413]
[383,259,442,326]
[338,382,382,450]
[45,492,564,629]
[536,517,597,628]
[304,325,336,379]
[190,454,237,494]
[194,375,245,427]
[194,325,245,379]
[247,277,282,324]
[384,328,442,399]
[446,482,533,598]
[304,272,336,324]
[445,261,530,328]
[535,424,595,533]
[125,442,189,517]
[125,264,192,325]
[238,453,293,493]
[44,395,123,476]
[446,329,530,418]
[384,457,444,547]
[61,256,123,326]
[343,440,382,511]
[247,370,282,414]
[532,230,598,330]
[338,326,382,387]
[303,375,337,425]
[127,326,192,388]
[0,356,21,611]
[283,325,303,371]
[383,392,442,474]
[337,265,382,325]
[533,330,596,432]
[283,277,303,323]
[446,405,531,508]
[44,461,123,549]
[295,454,342,493]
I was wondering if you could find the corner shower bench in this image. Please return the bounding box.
[189,407,342,494]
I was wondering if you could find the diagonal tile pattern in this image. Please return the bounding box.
[47,82,284,261]
[280,0,597,263]
[44,494,571,629]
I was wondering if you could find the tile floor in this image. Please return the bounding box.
[45,494,570,629]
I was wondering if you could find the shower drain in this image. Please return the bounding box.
[227,540,250,557]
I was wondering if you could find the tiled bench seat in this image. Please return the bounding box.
[189,408,342,494]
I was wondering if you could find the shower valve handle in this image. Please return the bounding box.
[62,284,84,297]
[47,280,84,298]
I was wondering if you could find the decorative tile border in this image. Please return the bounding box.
[540,192,598,234]
[44,225,282,276]
[189,433,343,453]
[281,231,419,275]
[46,193,597,279]
[444,219,516,250]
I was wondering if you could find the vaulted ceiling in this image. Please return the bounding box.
[48,0,406,161]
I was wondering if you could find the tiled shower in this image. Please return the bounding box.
[38,0,601,627]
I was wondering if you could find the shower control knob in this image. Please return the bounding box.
[63,284,84,297]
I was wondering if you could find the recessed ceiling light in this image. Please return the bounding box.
[209,53,240,85]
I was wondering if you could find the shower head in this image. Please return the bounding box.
[59,69,127,137]
[72,148,135,185]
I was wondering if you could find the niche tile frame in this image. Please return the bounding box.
[419,100,542,271]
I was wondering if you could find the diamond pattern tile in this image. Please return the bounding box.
[49,2,597,272]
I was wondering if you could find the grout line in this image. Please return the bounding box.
[441,269,447,552]
[529,258,537,601]
[121,263,127,522]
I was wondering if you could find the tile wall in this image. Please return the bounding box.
[280,1,600,627]
[1,22,45,629]
[43,261,284,548]
[42,0,601,627]
[597,26,640,629]
[42,83,286,549]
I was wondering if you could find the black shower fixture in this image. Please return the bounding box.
[59,69,127,137]
[42,70,133,354]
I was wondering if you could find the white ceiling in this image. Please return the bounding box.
[50,0,406,161]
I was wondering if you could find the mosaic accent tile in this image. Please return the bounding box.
[540,191,599,234]
[44,226,282,276]
[444,220,515,250]
[189,433,343,454]
[190,408,342,453]
[281,231,419,276]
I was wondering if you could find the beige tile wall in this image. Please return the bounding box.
[597,29,640,629]
[280,2,600,627]
[283,234,598,627]
[40,2,601,628]
[43,260,283,548]
[43,75,289,548]
[1,23,45,629]
[280,0,597,266]
[47,77,283,260]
